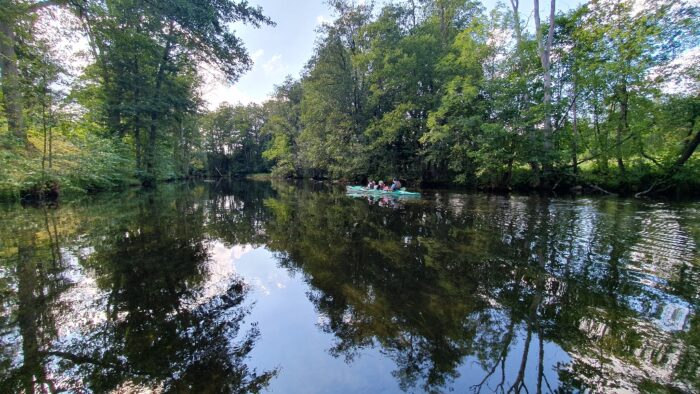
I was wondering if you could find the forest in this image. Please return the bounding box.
[1,0,699,200]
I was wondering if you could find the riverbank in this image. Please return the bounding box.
[280,167,700,199]
[0,133,137,201]
[474,165,700,199]
[2,132,697,203]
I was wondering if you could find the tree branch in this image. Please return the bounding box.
[560,134,634,170]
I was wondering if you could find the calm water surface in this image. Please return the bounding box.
[0,181,698,393]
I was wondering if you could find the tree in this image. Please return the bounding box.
[262,76,304,178]
[202,102,270,177]
[298,0,373,179]
[74,0,273,185]
[0,0,60,146]
[533,0,556,181]
[561,0,699,191]
[422,21,488,185]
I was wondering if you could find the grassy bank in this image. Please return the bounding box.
[0,132,138,202]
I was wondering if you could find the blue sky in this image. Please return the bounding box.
[202,0,331,108]
[201,0,584,109]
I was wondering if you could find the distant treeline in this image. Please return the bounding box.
[1,0,699,199]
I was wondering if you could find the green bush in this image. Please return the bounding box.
[0,132,137,202]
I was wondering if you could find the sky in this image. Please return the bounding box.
[201,0,586,110]
[201,0,332,109]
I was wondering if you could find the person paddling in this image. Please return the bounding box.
[390,177,402,191]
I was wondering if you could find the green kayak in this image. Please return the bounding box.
[346,185,420,196]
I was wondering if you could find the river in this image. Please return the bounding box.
[0,180,698,393]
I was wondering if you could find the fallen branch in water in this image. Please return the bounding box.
[587,183,617,196]
[635,179,676,198]
[551,178,562,191]
[552,169,617,196]
[635,180,660,198]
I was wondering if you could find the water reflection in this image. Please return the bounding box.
[261,183,699,393]
[0,181,698,393]
[0,187,274,393]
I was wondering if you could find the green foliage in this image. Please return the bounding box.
[261,77,304,178]
[261,0,700,195]
[0,0,272,194]
[201,102,270,177]
[0,132,136,201]
[63,134,136,192]
[1,0,699,196]
[297,2,374,179]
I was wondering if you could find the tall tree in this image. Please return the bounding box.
[533,0,556,181]
[298,0,373,179]
[263,76,304,178]
[75,0,273,185]
[0,0,59,146]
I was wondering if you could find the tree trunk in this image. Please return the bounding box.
[48,118,53,169]
[593,97,608,173]
[438,1,448,46]
[635,123,699,197]
[530,162,541,188]
[533,0,556,184]
[512,0,543,188]
[134,125,142,171]
[42,100,48,170]
[571,81,579,174]
[670,127,700,174]
[510,0,523,49]
[76,2,122,137]
[504,156,514,189]
[409,0,417,29]
[144,24,175,186]
[145,114,158,186]
[0,18,27,146]
[17,232,41,393]
[616,83,628,174]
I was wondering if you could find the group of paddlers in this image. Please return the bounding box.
[366,177,402,191]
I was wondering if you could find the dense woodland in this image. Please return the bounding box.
[1,0,699,200]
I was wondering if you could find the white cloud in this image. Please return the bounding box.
[200,51,286,109]
[316,14,332,25]
[263,54,289,75]
[251,49,265,63]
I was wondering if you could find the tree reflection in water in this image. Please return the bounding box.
[0,186,274,393]
[262,183,699,393]
[0,181,698,393]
